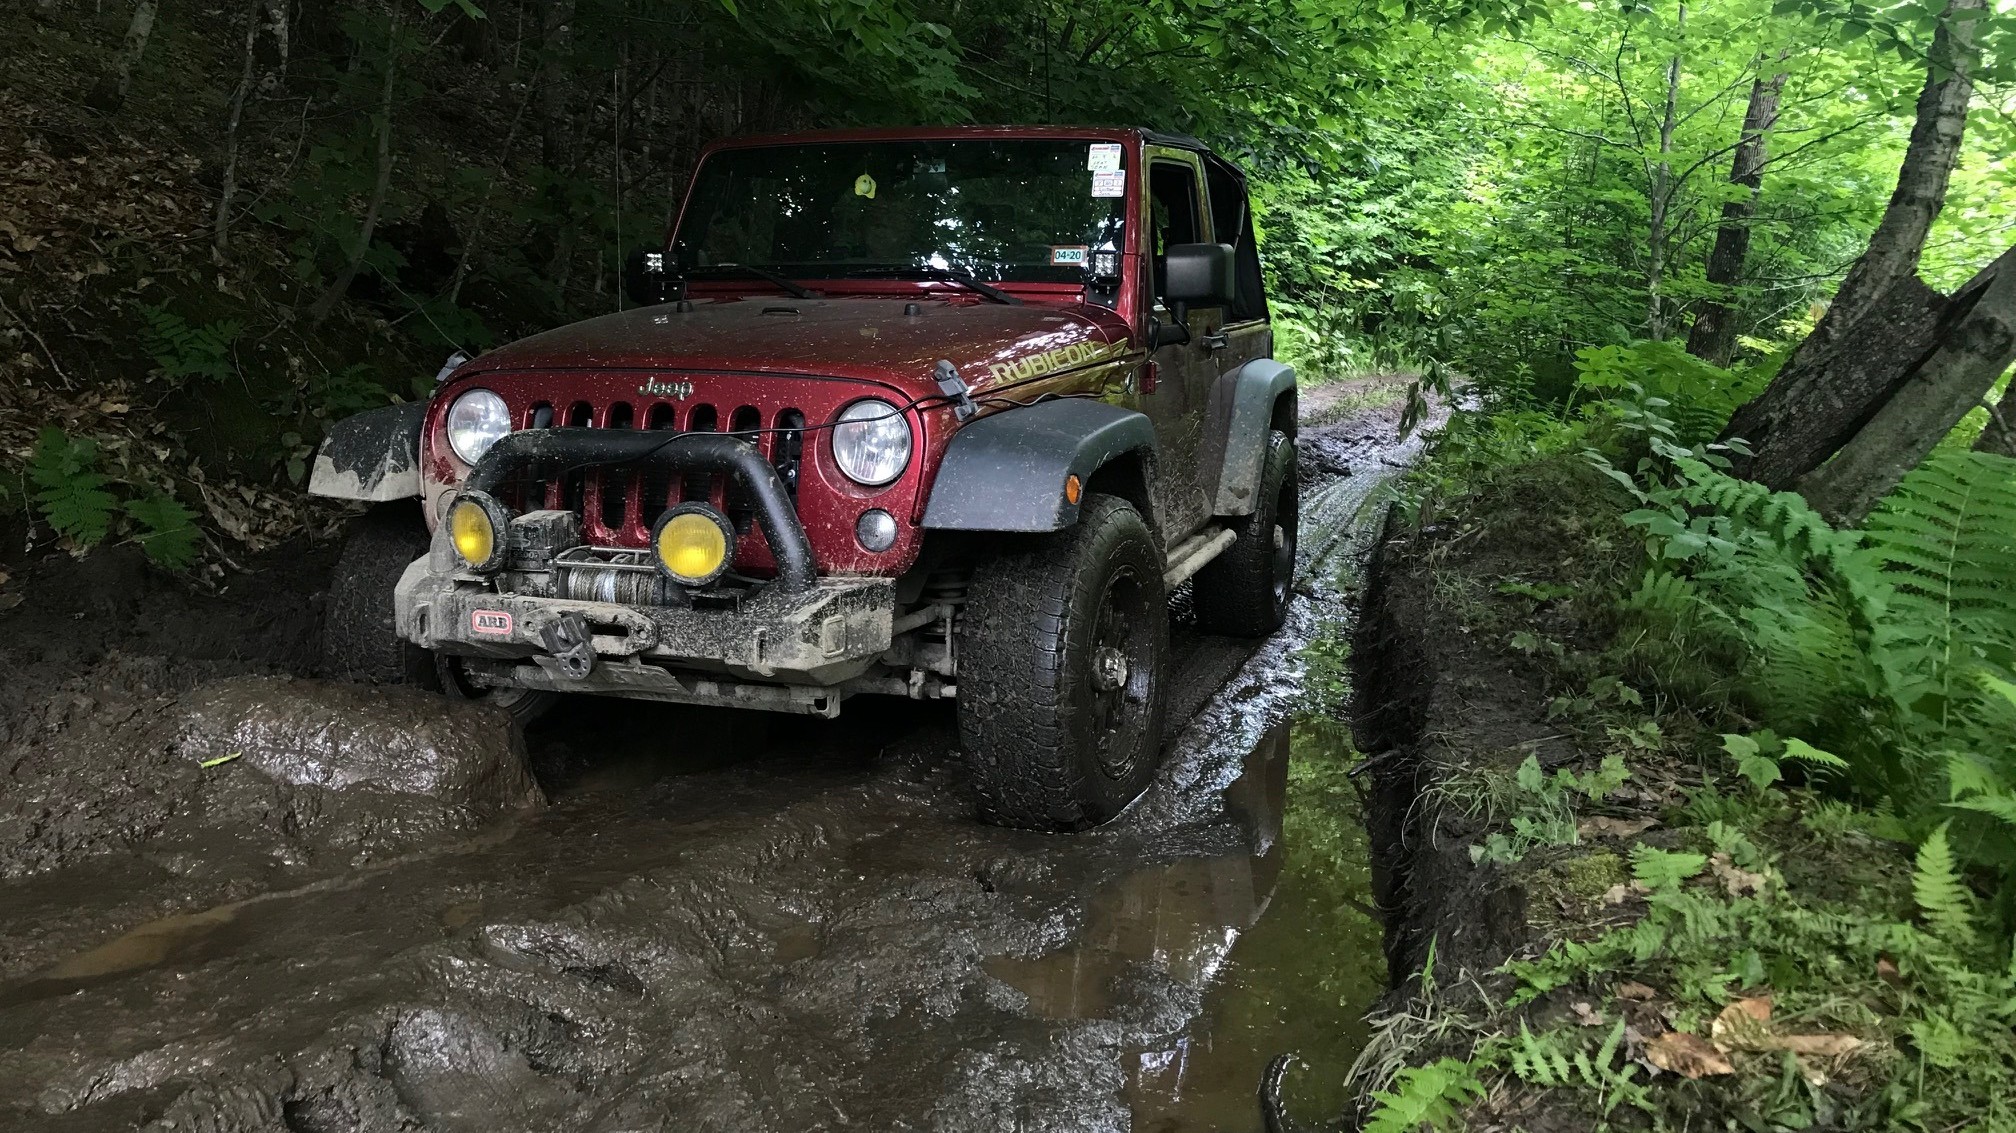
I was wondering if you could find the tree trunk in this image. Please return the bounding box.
[1646,11,1684,339]
[1718,0,1983,487]
[1975,382,2016,457]
[307,14,400,327]
[538,0,577,172]
[97,0,159,109]
[1685,66,1786,365]
[1798,245,2016,522]
[214,0,263,260]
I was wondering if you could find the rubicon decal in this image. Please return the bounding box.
[986,340,1125,384]
[471,610,514,635]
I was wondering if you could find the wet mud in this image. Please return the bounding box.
[0,386,1442,1132]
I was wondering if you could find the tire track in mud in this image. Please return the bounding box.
[0,394,1441,1133]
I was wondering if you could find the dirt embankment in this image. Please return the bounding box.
[1344,460,1647,1104]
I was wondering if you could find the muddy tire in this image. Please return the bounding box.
[1193,430,1297,638]
[956,494,1169,831]
[322,501,438,687]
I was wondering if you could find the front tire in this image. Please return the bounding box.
[956,494,1170,831]
[322,501,437,686]
[321,501,555,725]
[1193,429,1297,637]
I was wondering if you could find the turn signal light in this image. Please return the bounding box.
[653,504,734,586]
[448,491,509,572]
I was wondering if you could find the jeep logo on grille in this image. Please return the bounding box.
[639,378,695,400]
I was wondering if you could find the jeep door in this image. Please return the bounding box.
[1137,147,1229,543]
[1201,152,1274,440]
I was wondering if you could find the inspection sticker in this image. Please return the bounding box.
[1050,245,1089,266]
[1091,169,1126,198]
[1086,143,1122,172]
[471,610,514,636]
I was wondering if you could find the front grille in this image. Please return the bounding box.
[500,398,807,549]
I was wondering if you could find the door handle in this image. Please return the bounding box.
[1201,331,1229,351]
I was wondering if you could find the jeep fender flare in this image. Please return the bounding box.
[921,398,1157,532]
[1212,358,1296,515]
[307,402,427,502]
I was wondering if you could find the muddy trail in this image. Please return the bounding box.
[0,385,1436,1133]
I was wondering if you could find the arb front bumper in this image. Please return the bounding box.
[392,428,899,717]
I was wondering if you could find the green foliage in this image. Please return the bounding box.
[124,494,201,570]
[1913,823,1977,946]
[1630,845,1709,893]
[1463,753,1632,865]
[1363,1058,1486,1133]
[24,429,201,569]
[139,303,243,385]
[29,428,118,546]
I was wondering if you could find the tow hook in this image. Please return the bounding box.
[540,612,596,680]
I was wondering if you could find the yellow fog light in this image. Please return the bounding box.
[652,504,734,586]
[447,491,509,572]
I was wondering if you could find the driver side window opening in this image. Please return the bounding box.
[1148,159,1205,306]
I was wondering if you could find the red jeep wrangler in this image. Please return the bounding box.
[310,126,1296,830]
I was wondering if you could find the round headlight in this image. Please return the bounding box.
[447,491,509,572]
[445,388,511,465]
[653,504,734,586]
[831,399,912,486]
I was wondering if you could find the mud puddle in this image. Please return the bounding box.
[0,384,1438,1132]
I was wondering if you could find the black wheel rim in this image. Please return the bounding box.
[1086,565,1155,780]
[1270,482,1297,608]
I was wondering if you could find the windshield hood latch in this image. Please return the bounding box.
[934,359,977,421]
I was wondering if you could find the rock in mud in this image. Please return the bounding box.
[177,678,544,850]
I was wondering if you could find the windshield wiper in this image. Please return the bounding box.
[844,267,1022,306]
[687,263,818,300]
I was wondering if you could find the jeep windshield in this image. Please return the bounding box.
[676,139,1128,286]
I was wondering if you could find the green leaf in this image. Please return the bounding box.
[28,428,117,548]
[1781,738,1848,769]
[1630,845,1708,892]
[125,493,201,570]
[1912,823,1975,943]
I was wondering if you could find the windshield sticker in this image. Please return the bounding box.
[1090,169,1126,198]
[853,173,877,199]
[1086,143,1122,172]
[1050,245,1089,266]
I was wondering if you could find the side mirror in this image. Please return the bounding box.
[1163,243,1236,307]
[623,246,681,307]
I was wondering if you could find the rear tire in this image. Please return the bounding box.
[1193,429,1297,638]
[956,494,1169,831]
[322,502,437,686]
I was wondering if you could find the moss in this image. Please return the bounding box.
[1531,849,1627,905]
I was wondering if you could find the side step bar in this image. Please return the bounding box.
[1162,526,1237,589]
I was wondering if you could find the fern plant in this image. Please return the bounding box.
[1363,1058,1485,1133]
[23,428,201,569]
[139,303,243,385]
[28,427,118,546]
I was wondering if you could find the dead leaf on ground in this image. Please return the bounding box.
[1617,980,1658,1001]
[1571,1001,1605,1027]
[1877,956,1903,986]
[1711,997,1775,1051]
[1642,1031,1735,1078]
[1711,852,1769,897]
[1776,1034,1863,1057]
[1579,815,1658,839]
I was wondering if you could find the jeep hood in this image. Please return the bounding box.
[463,298,1134,395]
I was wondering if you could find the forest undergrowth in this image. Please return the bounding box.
[1343,342,2016,1132]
